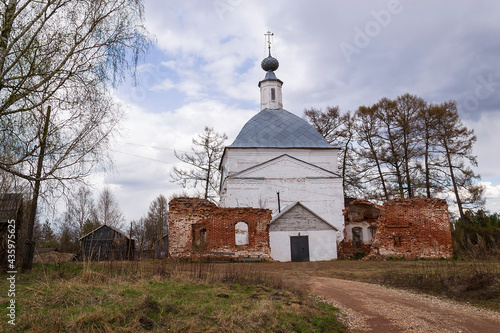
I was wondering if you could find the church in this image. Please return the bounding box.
[219,37,344,261]
[168,35,453,262]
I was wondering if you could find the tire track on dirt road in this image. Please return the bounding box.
[308,276,500,333]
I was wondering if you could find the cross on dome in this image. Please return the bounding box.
[261,31,279,72]
[265,31,274,56]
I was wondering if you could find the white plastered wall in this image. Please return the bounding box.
[269,230,337,261]
[222,177,344,234]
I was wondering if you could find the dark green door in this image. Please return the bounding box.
[290,236,309,262]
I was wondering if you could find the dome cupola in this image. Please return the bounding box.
[259,31,283,110]
[261,55,279,72]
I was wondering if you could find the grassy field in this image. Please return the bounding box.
[0,261,345,333]
[2,259,498,332]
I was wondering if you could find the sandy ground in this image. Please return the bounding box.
[243,262,500,333]
[307,276,500,333]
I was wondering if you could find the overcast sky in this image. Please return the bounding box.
[95,0,500,221]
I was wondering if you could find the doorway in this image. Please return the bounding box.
[290,236,309,262]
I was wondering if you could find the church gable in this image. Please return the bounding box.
[270,202,337,232]
[231,154,339,179]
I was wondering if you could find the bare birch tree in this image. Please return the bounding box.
[96,187,123,228]
[63,185,96,238]
[171,127,227,202]
[0,0,151,270]
[144,194,168,255]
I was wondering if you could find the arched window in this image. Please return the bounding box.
[352,227,362,249]
[235,222,249,246]
[368,226,377,240]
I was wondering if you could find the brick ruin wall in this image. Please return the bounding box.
[339,198,454,259]
[338,199,381,259]
[168,198,272,259]
[370,198,453,259]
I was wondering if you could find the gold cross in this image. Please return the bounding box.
[265,31,274,55]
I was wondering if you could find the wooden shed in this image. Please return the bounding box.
[155,234,168,259]
[0,194,24,272]
[79,225,135,261]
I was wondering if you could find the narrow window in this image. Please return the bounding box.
[199,229,206,247]
[193,227,207,249]
[393,236,402,247]
[235,222,249,246]
[368,226,377,240]
[271,88,276,101]
[352,227,362,249]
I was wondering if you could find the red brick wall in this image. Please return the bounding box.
[372,198,453,259]
[338,199,381,259]
[168,198,271,259]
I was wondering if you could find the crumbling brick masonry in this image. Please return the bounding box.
[168,198,272,259]
[340,198,454,259]
[338,199,381,259]
[371,198,453,259]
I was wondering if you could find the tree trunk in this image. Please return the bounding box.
[385,125,405,198]
[444,140,465,220]
[0,0,17,75]
[204,161,211,200]
[403,131,413,198]
[424,132,431,198]
[22,105,51,272]
[368,138,389,201]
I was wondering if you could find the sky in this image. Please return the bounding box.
[94,0,500,221]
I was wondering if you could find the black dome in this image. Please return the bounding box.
[261,56,279,72]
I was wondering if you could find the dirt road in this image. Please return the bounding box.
[307,276,500,333]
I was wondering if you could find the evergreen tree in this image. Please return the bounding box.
[40,220,58,248]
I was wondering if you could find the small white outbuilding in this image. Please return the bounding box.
[269,202,338,262]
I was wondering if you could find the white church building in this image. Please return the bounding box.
[219,41,344,261]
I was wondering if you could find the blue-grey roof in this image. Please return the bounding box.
[261,55,279,72]
[229,108,335,148]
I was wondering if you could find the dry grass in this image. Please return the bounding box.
[0,260,345,332]
[380,260,500,310]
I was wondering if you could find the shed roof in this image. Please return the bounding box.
[0,193,23,223]
[79,224,132,241]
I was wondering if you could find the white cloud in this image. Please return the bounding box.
[480,182,500,213]
[464,112,500,180]
[152,78,175,91]
[96,97,256,220]
[79,0,500,221]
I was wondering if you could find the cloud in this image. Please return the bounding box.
[82,0,500,221]
[99,98,256,220]
[464,112,500,180]
[480,182,500,213]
